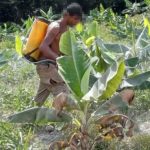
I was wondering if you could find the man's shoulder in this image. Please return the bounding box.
[48,21,60,31]
[46,21,60,36]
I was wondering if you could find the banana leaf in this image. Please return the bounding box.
[125,57,139,68]
[96,38,116,65]
[57,30,92,100]
[134,81,150,90]
[104,43,129,54]
[136,27,149,49]
[93,94,129,118]
[120,71,150,89]
[8,107,72,124]
[139,44,150,61]
[88,21,99,37]
[83,60,125,101]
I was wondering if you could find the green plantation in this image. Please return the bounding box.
[0,2,150,150]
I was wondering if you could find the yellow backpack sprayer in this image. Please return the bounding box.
[22,17,50,62]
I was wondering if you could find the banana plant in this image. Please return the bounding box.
[8,29,133,149]
[39,7,60,21]
[21,16,34,33]
[121,23,150,89]
[122,2,148,16]
[50,30,134,149]
[89,5,116,24]
[83,20,150,90]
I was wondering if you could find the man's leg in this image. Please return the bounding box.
[51,82,69,97]
[34,82,51,107]
[34,63,69,107]
[34,64,52,106]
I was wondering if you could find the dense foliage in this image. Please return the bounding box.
[0,0,148,23]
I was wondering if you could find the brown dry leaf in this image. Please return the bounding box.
[49,141,69,150]
[69,133,81,147]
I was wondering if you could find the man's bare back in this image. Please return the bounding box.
[39,20,68,61]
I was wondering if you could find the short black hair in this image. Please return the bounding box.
[64,3,82,18]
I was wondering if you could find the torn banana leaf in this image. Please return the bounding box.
[8,107,72,124]
[93,94,129,118]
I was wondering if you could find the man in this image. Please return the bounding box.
[34,3,83,107]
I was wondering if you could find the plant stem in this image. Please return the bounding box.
[81,102,89,131]
[132,21,136,56]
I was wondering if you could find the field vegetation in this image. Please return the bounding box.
[0,1,150,149]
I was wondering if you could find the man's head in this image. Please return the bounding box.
[63,3,82,26]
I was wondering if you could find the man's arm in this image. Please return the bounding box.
[39,23,59,60]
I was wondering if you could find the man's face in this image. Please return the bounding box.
[67,15,81,27]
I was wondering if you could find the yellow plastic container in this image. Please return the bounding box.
[23,17,49,61]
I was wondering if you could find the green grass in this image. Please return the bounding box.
[133,90,150,115]
[0,122,35,150]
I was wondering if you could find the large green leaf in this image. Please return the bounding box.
[75,23,83,33]
[8,107,39,123]
[136,27,149,49]
[57,30,91,99]
[92,94,129,118]
[85,36,95,47]
[35,108,72,123]
[104,43,129,54]
[90,38,127,74]
[83,60,125,101]
[144,17,150,35]
[100,61,125,99]
[120,71,150,89]
[125,46,150,68]
[90,44,109,73]
[59,30,72,55]
[89,38,117,74]
[96,38,116,65]
[139,44,150,61]
[125,57,139,68]
[88,21,99,37]
[8,107,72,123]
[134,81,150,90]
[15,34,23,56]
